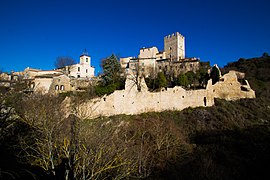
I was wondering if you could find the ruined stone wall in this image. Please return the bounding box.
[206,71,255,101]
[76,71,255,119]
[33,78,53,94]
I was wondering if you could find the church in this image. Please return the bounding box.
[23,50,95,93]
[61,50,95,78]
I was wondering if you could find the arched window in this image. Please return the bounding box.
[30,82,35,89]
[55,85,59,90]
[60,85,65,91]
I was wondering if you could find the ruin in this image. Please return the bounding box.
[72,70,255,119]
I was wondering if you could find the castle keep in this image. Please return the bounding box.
[120,32,200,78]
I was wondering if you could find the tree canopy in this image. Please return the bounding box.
[177,74,189,87]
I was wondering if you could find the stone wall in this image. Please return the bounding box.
[75,71,255,119]
[156,59,200,77]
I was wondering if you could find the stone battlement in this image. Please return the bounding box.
[164,32,184,39]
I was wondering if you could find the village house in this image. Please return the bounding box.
[18,50,95,94]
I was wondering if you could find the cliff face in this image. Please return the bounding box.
[74,71,255,119]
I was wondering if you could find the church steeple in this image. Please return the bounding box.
[80,49,90,65]
[81,49,89,56]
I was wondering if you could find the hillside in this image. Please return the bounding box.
[0,55,270,179]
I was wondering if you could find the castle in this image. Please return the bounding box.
[120,32,200,78]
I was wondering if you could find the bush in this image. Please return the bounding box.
[95,83,118,96]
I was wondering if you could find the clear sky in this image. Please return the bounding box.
[0,0,269,75]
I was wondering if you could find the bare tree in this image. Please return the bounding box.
[16,93,190,179]
[127,60,148,91]
[55,56,76,69]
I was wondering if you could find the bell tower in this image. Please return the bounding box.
[80,49,91,65]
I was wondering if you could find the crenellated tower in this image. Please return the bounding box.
[164,32,185,61]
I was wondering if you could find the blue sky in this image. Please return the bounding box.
[0,0,269,75]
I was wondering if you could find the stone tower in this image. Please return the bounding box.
[164,32,185,61]
[80,49,91,65]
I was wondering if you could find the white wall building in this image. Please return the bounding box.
[67,51,95,78]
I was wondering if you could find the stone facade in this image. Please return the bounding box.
[156,58,200,77]
[120,32,199,78]
[164,32,185,60]
[49,75,73,93]
[32,77,54,93]
[73,71,255,119]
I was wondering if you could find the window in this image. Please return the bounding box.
[77,75,80,78]
[60,85,65,91]
[86,69,88,73]
[30,83,35,89]
[86,58,88,62]
[55,85,59,90]
[78,67,80,72]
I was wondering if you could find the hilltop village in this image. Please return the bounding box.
[0,32,256,117]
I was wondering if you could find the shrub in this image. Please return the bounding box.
[95,83,118,96]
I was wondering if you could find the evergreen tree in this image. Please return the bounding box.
[177,74,189,87]
[156,72,167,88]
[210,65,221,85]
[101,54,121,86]
[185,71,197,87]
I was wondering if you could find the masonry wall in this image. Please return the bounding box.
[164,32,185,60]
[33,78,53,93]
[76,71,255,119]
